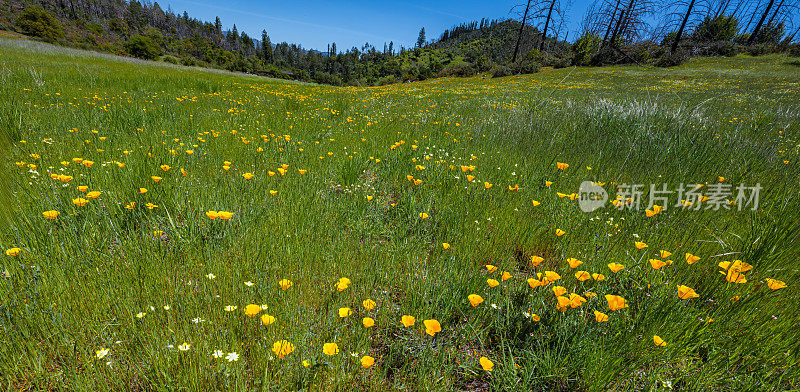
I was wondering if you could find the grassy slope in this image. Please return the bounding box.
[1,38,799,391]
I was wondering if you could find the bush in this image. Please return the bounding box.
[376,75,401,86]
[627,41,658,63]
[438,62,476,77]
[693,15,738,42]
[162,55,179,64]
[550,57,572,69]
[16,7,64,43]
[788,44,800,58]
[511,60,541,75]
[744,44,773,56]
[312,72,342,86]
[124,35,162,60]
[572,33,601,65]
[490,64,513,78]
[180,57,198,66]
[86,22,104,36]
[654,50,689,67]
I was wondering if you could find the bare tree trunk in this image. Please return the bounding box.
[609,0,635,46]
[513,0,532,62]
[602,0,623,45]
[748,0,776,44]
[765,0,786,26]
[540,0,557,51]
[671,0,697,53]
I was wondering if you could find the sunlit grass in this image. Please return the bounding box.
[1,38,799,391]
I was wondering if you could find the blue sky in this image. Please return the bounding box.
[161,0,594,51]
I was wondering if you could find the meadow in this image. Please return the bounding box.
[1,38,799,391]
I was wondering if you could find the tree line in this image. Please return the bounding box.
[1,0,798,85]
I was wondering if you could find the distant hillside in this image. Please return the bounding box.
[0,0,567,85]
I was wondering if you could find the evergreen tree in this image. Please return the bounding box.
[416,27,426,47]
[261,29,273,63]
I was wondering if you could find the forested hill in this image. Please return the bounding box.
[0,0,558,86]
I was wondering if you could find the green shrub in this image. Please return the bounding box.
[490,64,513,78]
[438,62,476,77]
[654,49,689,67]
[16,7,64,43]
[180,56,198,66]
[572,33,601,65]
[124,35,162,60]
[788,44,800,57]
[312,72,342,86]
[693,15,738,42]
[162,55,179,64]
[86,22,104,36]
[550,56,572,69]
[511,59,540,75]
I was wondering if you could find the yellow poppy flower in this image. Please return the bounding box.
[575,271,591,281]
[468,294,484,307]
[42,210,59,219]
[501,271,512,281]
[530,256,544,266]
[362,317,375,328]
[567,258,583,269]
[766,278,787,290]
[552,286,567,296]
[363,299,376,310]
[685,253,700,264]
[605,294,628,311]
[261,314,276,326]
[218,211,233,220]
[487,279,499,287]
[338,307,352,317]
[401,315,415,327]
[271,340,294,358]
[361,355,375,368]
[555,229,565,236]
[86,191,101,199]
[634,241,648,250]
[660,250,672,258]
[556,162,569,170]
[594,310,609,322]
[322,343,339,356]
[73,198,88,207]
[279,279,293,290]
[423,319,441,336]
[544,271,561,281]
[569,293,586,308]
[653,335,666,347]
[242,172,254,180]
[677,285,699,300]
[527,278,542,288]
[480,357,494,371]
[244,304,261,317]
[649,259,667,269]
[5,248,21,256]
[442,243,450,249]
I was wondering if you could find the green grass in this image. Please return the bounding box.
[1,38,799,391]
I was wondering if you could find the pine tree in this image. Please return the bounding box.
[416,27,426,47]
[261,29,273,63]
